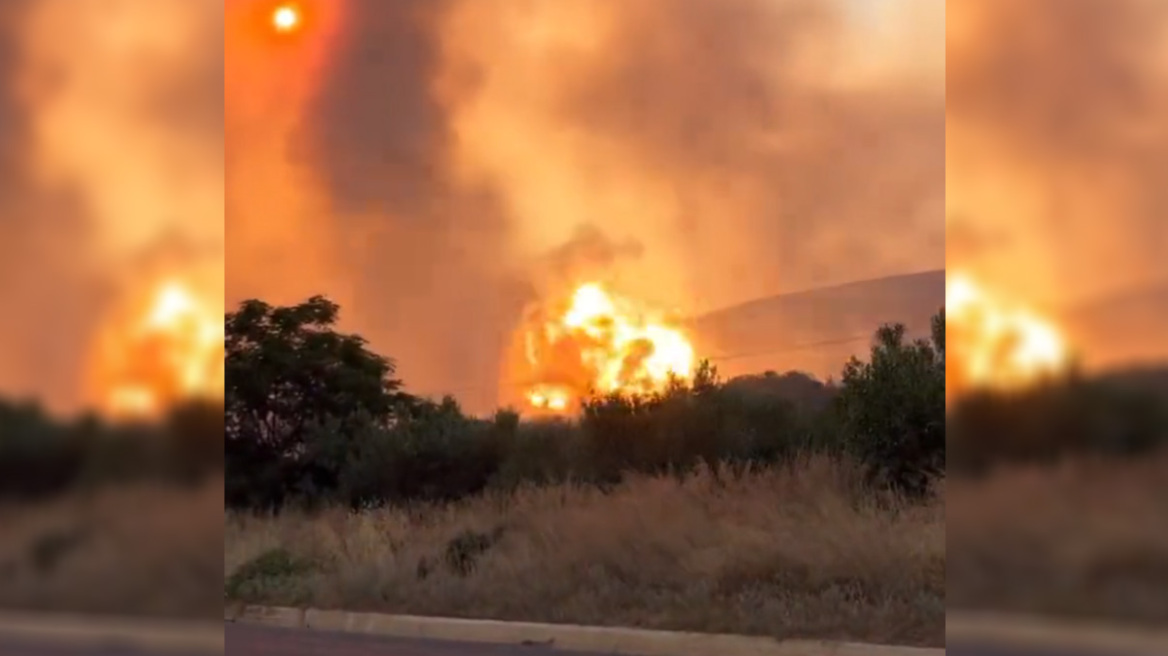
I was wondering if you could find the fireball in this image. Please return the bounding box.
[513,283,695,414]
[93,280,224,419]
[946,273,1069,398]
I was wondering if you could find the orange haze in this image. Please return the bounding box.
[225,0,943,412]
[947,0,1168,367]
[1,0,223,416]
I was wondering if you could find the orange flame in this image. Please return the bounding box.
[513,283,695,414]
[93,280,224,419]
[946,273,1069,399]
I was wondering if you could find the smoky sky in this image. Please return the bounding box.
[0,0,104,409]
[285,0,524,408]
[947,0,1168,306]
[229,0,944,409]
[0,0,224,414]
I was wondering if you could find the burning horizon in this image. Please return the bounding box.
[89,278,225,420]
[946,272,1071,401]
[224,0,943,412]
[508,282,695,414]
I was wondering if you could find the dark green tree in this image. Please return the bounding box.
[224,296,415,507]
[835,310,945,496]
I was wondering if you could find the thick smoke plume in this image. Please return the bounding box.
[226,0,943,410]
[0,0,223,414]
[947,0,1168,307]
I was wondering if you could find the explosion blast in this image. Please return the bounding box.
[512,283,694,414]
[946,273,1070,400]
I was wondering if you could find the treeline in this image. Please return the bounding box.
[949,365,1168,473]
[4,297,1163,504]
[0,399,223,500]
[224,297,947,510]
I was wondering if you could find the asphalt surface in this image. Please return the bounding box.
[224,626,1157,656]
[225,623,617,655]
[0,635,214,656]
[2,625,1154,656]
[947,640,1152,656]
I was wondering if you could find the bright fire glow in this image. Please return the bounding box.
[515,283,695,414]
[946,273,1069,398]
[94,280,225,419]
[272,4,300,33]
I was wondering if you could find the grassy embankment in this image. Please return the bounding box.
[225,458,945,647]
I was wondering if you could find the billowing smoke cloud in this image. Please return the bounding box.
[0,0,223,413]
[947,0,1168,307]
[227,0,943,410]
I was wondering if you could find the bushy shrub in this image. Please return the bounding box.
[948,368,1168,473]
[0,399,224,501]
[834,319,945,497]
[222,297,949,510]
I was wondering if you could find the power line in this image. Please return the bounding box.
[701,333,870,362]
[435,333,872,397]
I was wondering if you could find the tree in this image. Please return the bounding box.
[224,296,415,507]
[835,310,945,496]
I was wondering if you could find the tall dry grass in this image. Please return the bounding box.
[225,457,945,647]
[948,449,1168,624]
[0,477,224,619]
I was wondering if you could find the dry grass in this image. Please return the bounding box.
[0,477,224,620]
[948,449,1168,624]
[224,458,945,647]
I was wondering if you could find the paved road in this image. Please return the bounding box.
[225,625,1159,656]
[948,640,1151,656]
[4,626,1153,656]
[226,623,618,655]
[0,635,213,656]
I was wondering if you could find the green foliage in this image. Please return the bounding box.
[224,296,417,508]
[948,368,1168,473]
[489,415,584,489]
[222,296,953,510]
[577,362,827,480]
[443,527,505,577]
[332,396,505,508]
[0,399,223,501]
[834,312,946,496]
[225,548,319,601]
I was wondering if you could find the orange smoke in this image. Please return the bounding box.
[511,283,695,414]
[946,273,1070,399]
[91,280,224,419]
[226,0,344,307]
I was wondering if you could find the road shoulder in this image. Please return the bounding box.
[0,610,223,653]
[226,604,942,656]
[947,610,1168,655]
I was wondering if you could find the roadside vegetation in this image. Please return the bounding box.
[0,400,223,619]
[946,364,1168,626]
[223,296,947,646]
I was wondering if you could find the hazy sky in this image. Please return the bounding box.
[947,0,1168,308]
[0,0,223,414]
[225,0,944,409]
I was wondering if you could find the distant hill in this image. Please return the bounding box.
[689,270,945,381]
[1059,281,1168,369]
